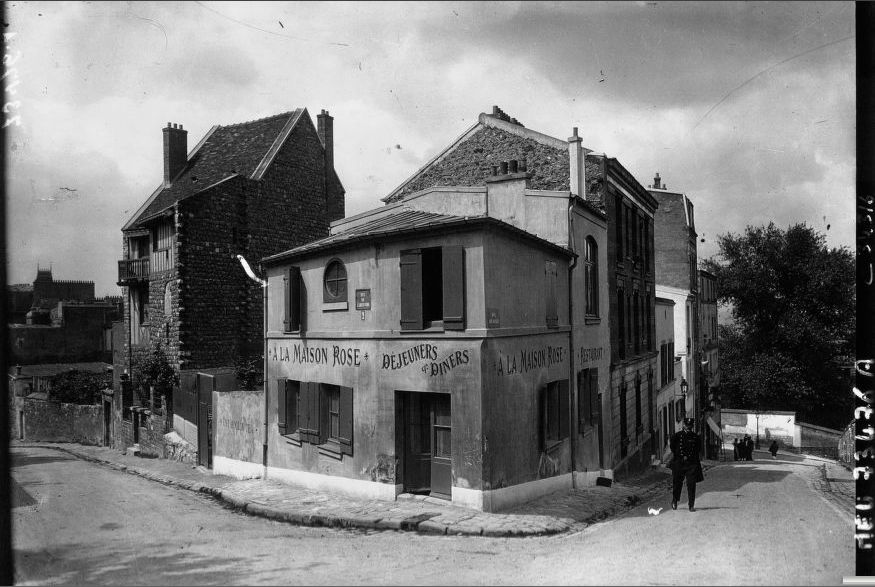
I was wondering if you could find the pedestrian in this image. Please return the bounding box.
[669,417,704,512]
[769,440,779,459]
[733,438,739,461]
[743,434,755,461]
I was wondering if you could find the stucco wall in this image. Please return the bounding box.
[213,389,264,476]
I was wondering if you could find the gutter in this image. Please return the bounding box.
[567,198,578,489]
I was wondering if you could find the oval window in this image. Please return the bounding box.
[323,259,347,302]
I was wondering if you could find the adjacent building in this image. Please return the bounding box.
[648,174,701,439]
[114,108,344,454]
[654,296,680,452]
[699,267,721,457]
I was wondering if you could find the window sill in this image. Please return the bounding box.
[282,433,302,447]
[543,439,564,454]
[322,301,348,312]
[318,439,346,460]
[584,316,601,325]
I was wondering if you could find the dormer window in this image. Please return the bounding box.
[323,259,347,303]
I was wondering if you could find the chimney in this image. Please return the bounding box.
[652,172,662,190]
[317,109,334,174]
[485,159,532,231]
[568,126,586,200]
[163,122,188,187]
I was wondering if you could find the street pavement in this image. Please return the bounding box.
[10,440,722,537]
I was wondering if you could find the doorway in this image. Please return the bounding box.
[103,400,112,446]
[197,375,213,468]
[397,391,451,499]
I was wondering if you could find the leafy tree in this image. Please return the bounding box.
[702,222,854,429]
[131,344,179,407]
[50,370,112,405]
[234,354,263,391]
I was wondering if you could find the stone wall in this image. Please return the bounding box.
[20,398,103,445]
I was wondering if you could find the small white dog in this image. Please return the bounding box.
[647,507,663,516]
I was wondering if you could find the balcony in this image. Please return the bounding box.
[117,257,149,285]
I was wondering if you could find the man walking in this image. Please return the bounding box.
[670,417,704,512]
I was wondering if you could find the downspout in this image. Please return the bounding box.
[567,197,578,489]
[236,255,269,475]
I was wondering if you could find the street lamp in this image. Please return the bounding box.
[679,378,688,418]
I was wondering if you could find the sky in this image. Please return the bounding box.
[6,1,856,297]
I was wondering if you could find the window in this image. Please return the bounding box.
[617,289,625,359]
[539,379,569,450]
[634,373,642,436]
[323,259,348,303]
[284,266,304,332]
[584,238,598,316]
[577,368,599,431]
[619,381,628,457]
[278,379,353,456]
[615,194,624,259]
[400,246,465,331]
[545,260,559,328]
[633,291,640,354]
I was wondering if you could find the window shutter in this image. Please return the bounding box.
[589,372,600,425]
[311,383,324,444]
[299,381,312,442]
[538,384,546,450]
[286,380,299,434]
[284,266,302,332]
[545,261,558,328]
[558,379,570,440]
[400,249,423,330]
[577,370,587,430]
[338,386,353,455]
[277,378,288,435]
[442,246,465,330]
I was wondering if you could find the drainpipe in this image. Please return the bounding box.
[567,197,578,489]
[236,255,269,474]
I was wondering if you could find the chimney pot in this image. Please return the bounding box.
[500,161,508,175]
[166,122,171,128]
[508,160,518,173]
[492,105,500,116]
[15,365,21,375]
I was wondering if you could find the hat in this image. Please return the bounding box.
[683,417,695,428]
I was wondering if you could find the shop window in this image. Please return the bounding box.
[400,246,465,331]
[283,266,304,332]
[323,259,348,304]
[539,379,569,450]
[584,238,599,316]
[277,379,353,456]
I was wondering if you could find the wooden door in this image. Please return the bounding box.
[429,394,452,499]
[403,393,431,493]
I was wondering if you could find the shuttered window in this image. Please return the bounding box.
[578,368,600,430]
[278,380,353,456]
[584,237,598,316]
[284,266,303,332]
[400,246,465,331]
[277,377,288,435]
[540,379,569,450]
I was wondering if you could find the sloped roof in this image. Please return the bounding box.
[125,109,331,229]
[8,362,112,378]
[262,207,573,265]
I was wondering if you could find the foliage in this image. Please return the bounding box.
[131,344,179,406]
[702,222,854,429]
[235,354,264,391]
[49,370,111,405]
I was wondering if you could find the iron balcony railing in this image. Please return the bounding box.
[117,257,149,284]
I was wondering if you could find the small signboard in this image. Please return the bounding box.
[355,289,371,310]
[487,308,500,328]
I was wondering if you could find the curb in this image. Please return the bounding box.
[14,442,579,538]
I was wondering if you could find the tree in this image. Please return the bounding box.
[131,344,179,408]
[702,222,854,429]
[50,370,111,405]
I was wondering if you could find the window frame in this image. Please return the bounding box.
[322,258,348,305]
[400,246,466,332]
[584,237,599,317]
[540,379,570,451]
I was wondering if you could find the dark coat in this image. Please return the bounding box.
[670,429,704,482]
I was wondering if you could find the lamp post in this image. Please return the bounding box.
[679,378,689,419]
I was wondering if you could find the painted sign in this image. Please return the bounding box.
[355,289,371,310]
[270,343,366,367]
[578,347,605,364]
[381,343,471,378]
[496,345,566,376]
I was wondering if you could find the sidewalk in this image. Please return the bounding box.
[11,441,712,538]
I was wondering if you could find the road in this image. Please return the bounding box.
[11,446,853,585]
